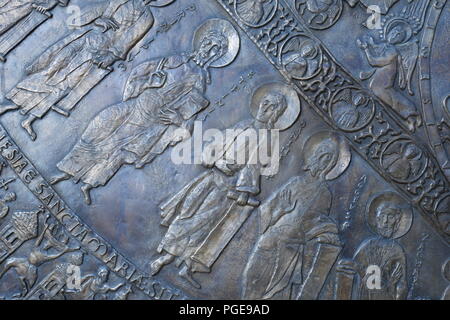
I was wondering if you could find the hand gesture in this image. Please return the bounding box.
[94,17,119,33]
[158,108,182,126]
[357,38,368,50]
[278,189,297,214]
[149,70,167,88]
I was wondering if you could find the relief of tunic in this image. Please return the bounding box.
[158,119,264,273]
[353,237,407,300]
[56,54,209,188]
[242,175,341,300]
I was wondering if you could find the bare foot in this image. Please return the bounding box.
[150,254,175,276]
[21,119,37,141]
[81,184,92,205]
[50,173,71,185]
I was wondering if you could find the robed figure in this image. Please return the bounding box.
[336,192,412,300]
[0,0,175,140]
[151,83,301,289]
[242,131,351,300]
[50,18,241,205]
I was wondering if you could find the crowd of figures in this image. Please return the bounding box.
[0,0,447,300]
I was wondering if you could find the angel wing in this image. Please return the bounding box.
[397,41,419,96]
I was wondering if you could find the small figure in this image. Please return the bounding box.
[0,215,79,298]
[0,192,16,219]
[282,37,321,79]
[76,267,124,300]
[235,0,275,26]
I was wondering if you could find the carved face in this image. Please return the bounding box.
[4,192,15,202]
[303,143,334,178]
[387,26,406,45]
[301,41,316,58]
[352,93,367,107]
[194,33,227,67]
[98,267,109,282]
[255,92,287,125]
[375,204,402,238]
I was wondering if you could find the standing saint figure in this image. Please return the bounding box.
[242,131,351,300]
[49,18,241,205]
[0,0,175,140]
[0,0,68,37]
[337,192,412,300]
[151,82,301,289]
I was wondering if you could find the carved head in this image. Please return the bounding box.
[300,40,317,58]
[193,32,229,68]
[3,192,16,202]
[98,266,110,283]
[255,92,288,128]
[375,202,402,239]
[387,25,407,45]
[352,93,367,107]
[403,143,420,160]
[303,136,338,179]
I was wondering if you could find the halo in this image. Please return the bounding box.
[250,82,301,131]
[279,35,323,80]
[302,131,351,181]
[148,0,177,7]
[443,258,450,282]
[326,134,351,180]
[366,192,413,239]
[383,18,413,43]
[193,19,240,68]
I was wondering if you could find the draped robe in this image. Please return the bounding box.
[157,119,268,273]
[6,0,154,117]
[56,54,209,188]
[242,175,342,300]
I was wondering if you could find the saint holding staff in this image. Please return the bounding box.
[151,82,301,289]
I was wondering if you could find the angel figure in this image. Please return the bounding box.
[357,23,422,132]
[282,38,321,79]
[295,0,341,27]
[235,0,273,26]
[0,0,175,140]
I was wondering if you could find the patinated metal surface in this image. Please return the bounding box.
[0,0,447,300]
